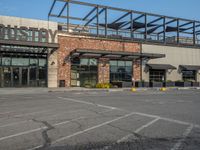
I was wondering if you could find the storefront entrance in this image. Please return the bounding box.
[71,58,98,87]
[0,53,47,88]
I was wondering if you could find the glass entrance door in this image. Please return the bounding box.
[22,67,28,86]
[13,67,20,87]
[3,67,12,87]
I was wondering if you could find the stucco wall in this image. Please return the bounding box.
[142,44,200,82]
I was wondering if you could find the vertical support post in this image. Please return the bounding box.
[193,21,196,45]
[144,14,147,40]
[105,7,107,37]
[130,11,133,39]
[96,6,99,36]
[67,1,70,32]
[177,19,179,44]
[163,17,166,43]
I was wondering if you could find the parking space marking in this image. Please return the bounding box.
[29,112,136,150]
[0,109,83,128]
[171,124,194,150]
[14,110,51,118]
[133,112,200,128]
[117,117,160,143]
[58,97,117,110]
[0,117,84,142]
[0,108,114,142]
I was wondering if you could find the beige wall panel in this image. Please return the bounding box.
[142,44,200,82]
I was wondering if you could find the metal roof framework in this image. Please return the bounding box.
[48,0,200,47]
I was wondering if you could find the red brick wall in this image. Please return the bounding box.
[98,58,110,84]
[58,35,141,87]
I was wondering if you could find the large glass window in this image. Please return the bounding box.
[149,69,166,82]
[71,58,98,87]
[182,70,196,81]
[110,60,132,82]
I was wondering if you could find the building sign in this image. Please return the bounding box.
[0,24,57,43]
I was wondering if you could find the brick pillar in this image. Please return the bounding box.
[98,58,110,84]
[133,59,141,81]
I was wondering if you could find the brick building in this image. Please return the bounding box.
[1,0,200,88]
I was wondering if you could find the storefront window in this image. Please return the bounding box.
[182,70,196,81]
[71,58,98,87]
[110,60,132,82]
[12,58,29,66]
[2,57,11,66]
[149,69,165,82]
[30,58,38,66]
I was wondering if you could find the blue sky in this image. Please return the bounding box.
[0,0,199,21]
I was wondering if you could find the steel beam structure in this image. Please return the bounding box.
[48,0,200,47]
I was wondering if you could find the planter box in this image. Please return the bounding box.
[164,82,175,87]
[175,82,192,87]
[122,82,132,87]
[150,82,163,87]
[111,81,132,88]
[192,82,200,87]
[135,81,149,88]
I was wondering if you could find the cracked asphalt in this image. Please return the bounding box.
[0,89,200,150]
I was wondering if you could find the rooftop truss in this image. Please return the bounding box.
[48,0,200,47]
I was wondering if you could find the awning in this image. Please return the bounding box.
[69,49,165,60]
[179,65,200,71]
[147,64,176,70]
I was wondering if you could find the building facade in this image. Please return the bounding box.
[0,15,58,88]
[1,0,200,88]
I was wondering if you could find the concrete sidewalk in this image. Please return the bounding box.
[0,87,200,95]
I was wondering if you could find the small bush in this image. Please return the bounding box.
[96,83,112,88]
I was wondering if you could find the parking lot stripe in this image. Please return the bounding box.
[117,117,160,143]
[0,117,84,142]
[171,124,194,150]
[133,112,200,128]
[51,112,135,144]
[58,97,117,110]
[0,109,84,128]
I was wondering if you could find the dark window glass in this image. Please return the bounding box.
[182,70,196,81]
[149,69,165,82]
[71,58,97,87]
[110,60,132,82]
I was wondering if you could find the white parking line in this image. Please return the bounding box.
[14,110,51,118]
[57,97,117,110]
[117,117,160,143]
[171,124,194,150]
[28,112,136,150]
[133,112,200,128]
[0,109,83,128]
[0,117,84,142]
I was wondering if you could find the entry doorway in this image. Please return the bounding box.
[12,67,29,87]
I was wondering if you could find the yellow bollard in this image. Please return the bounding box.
[131,88,137,92]
[160,87,167,91]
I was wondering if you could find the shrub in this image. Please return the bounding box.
[96,83,112,88]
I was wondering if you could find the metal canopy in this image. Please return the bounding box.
[147,64,177,70]
[179,65,200,71]
[70,49,165,60]
[49,0,200,47]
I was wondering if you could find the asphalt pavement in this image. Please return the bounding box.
[0,89,200,150]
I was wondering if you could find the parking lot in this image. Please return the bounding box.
[0,89,200,150]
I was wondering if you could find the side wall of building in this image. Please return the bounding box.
[142,44,200,82]
[58,35,141,87]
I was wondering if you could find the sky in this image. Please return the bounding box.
[0,0,200,21]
